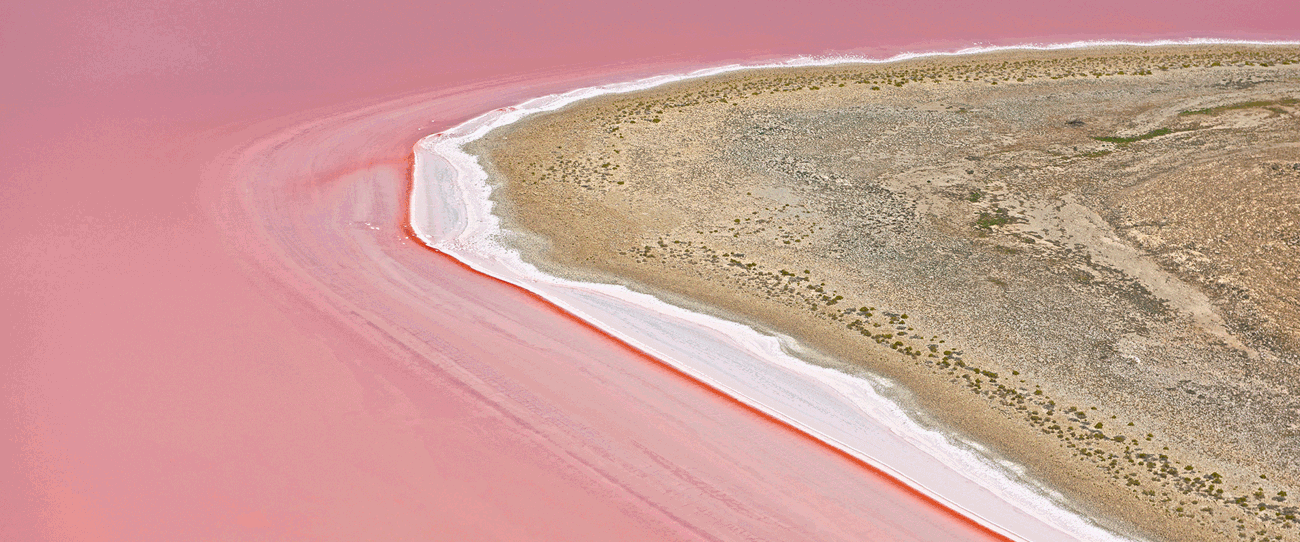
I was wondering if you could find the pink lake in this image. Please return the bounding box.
[3,0,1297,540]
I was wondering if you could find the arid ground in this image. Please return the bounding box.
[474,44,1300,541]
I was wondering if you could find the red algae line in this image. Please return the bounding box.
[406,40,1295,542]
[211,77,1019,541]
[400,162,1015,541]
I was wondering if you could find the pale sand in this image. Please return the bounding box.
[470,44,1300,540]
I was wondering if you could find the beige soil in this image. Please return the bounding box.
[468,44,1300,541]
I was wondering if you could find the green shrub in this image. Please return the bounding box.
[976,207,1013,229]
[1092,127,1173,144]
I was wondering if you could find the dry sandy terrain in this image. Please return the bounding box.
[471,44,1300,541]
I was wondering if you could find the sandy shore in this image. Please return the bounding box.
[469,43,1300,541]
[414,55,1134,541]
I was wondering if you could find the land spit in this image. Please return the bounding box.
[467,44,1300,541]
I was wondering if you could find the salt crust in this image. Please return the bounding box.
[414,39,1295,541]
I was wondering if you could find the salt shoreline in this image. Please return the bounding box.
[410,39,1295,541]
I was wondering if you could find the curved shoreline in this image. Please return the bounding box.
[411,39,1295,540]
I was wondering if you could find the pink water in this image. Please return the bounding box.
[3,0,1296,540]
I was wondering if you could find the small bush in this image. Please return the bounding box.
[1092,127,1173,144]
[976,207,1013,229]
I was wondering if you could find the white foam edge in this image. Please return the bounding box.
[411,38,1297,541]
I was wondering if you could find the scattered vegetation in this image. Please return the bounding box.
[976,207,1014,229]
[500,47,1300,540]
[1179,98,1298,116]
[1092,127,1177,144]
